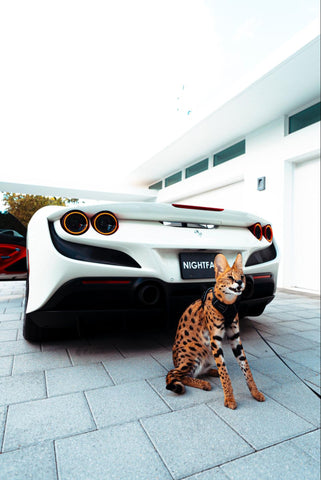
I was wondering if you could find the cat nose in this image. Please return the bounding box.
[236,280,243,286]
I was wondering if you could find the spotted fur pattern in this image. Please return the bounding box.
[166,253,265,409]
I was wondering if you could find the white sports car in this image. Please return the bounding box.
[23,200,279,341]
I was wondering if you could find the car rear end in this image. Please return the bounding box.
[24,202,279,340]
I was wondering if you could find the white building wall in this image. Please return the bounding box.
[158,117,320,293]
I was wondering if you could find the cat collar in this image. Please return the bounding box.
[202,287,240,325]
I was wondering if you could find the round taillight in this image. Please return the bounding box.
[61,211,89,235]
[263,224,273,242]
[249,223,263,241]
[91,211,118,235]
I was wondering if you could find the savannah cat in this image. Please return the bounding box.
[166,253,265,409]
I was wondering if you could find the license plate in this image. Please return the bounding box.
[179,252,216,279]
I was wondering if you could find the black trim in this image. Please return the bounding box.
[4,257,27,272]
[245,243,277,267]
[24,273,276,332]
[0,234,26,247]
[49,222,141,269]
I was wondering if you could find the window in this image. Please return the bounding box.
[165,171,182,187]
[214,140,245,166]
[149,181,162,190]
[288,102,321,134]
[185,158,208,179]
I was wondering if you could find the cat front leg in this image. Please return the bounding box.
[208,327,237,409]
[226,321,265,402]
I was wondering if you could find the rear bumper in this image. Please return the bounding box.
[25,273,276,328]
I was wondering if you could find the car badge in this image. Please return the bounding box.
[194,229,202,237]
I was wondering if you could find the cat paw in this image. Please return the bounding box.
[224,397,237,409]
[202,381,212,391]
[253,391,265,402]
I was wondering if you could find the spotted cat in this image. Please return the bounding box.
[166,253,265,409]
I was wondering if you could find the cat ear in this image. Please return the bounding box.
[233,253,243,272]
[214,254,229,277]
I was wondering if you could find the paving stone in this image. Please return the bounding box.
[281,348,321,373]
[113,336,165,358]
[294,310,321,319]
[102,354,167,384]
[0,320,22,330]
[141,404,253,480]
[0,406,6,451]
[304,372,321,388]
[302,317,321,328]
[148,375,220,411]
[186,468,230,480]
[0,283,320,480]
[0,339,40,357]
[152,355,277,407]
[0,371,46,406]
[240,337,279,358]
[46,363,113,396]
[3,392,95,451]
[208,393,314,450]
[0,313,22,322]
[4,307,23,314]
[67,345,124,365]
[223,363,280,397]
[250,355,313,385]
[17,329,24,340]
[265,333,319,351]
[266,381,320,427]
[56,421,172,480]
[253,321,298,336]
[41,337,90,352]
[0,329,17,341]
[85,380,170,428]
[150,349,174,371]
[13,350,72,374]
[0,442,57,480]
[221,440,320,480]
[283,359,319,384]
[289,430,321,462]
[275,320,319,331]
[296,329,321,343]
[0,356,13,376]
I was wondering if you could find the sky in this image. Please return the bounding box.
[0,0,319,196]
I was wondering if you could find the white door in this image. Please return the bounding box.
[292,157,320,292]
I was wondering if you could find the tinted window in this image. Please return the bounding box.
[289,102,321,134]
[186,158,209,178]
[214,140,245,166]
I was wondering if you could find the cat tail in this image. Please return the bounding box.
[166,369,186,394]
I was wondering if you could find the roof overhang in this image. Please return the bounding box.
[0,181,156,203]
[129,30,320,186]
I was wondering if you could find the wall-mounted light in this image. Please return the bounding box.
[257,176,266,191]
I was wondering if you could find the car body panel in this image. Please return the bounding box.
[24,201,279,340]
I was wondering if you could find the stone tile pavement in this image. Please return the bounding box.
[0,281,320,480]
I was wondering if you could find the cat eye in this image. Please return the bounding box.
[228,276,235,282]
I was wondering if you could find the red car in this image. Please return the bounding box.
[0,212,27,280]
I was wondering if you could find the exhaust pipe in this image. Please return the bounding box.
[137,283,161,306]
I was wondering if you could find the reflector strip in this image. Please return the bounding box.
[81,280,131,285]
[252,275,272,279]
[172,203,224,212]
